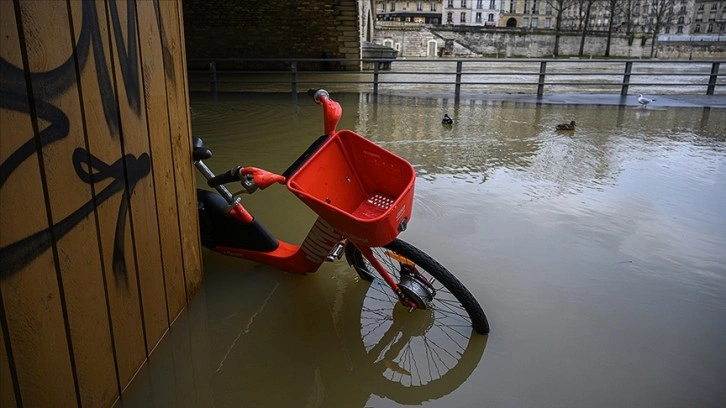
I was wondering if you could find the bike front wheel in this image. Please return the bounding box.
[346,238,490,335]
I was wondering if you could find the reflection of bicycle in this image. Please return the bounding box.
[193,89,490,341]
[336,276,488,406]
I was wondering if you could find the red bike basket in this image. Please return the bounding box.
[287,130,415,247]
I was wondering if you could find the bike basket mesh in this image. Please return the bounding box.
[287,130,415,246]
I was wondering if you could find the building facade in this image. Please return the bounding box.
[693,0,726,35]
[373,0,725,36]
[443,0,501,26]
[375,1,443,23]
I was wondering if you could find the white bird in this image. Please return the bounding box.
[638,94,655,108]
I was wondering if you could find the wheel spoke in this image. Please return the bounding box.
[346,238,489,390]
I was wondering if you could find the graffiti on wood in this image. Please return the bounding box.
[0,0,172,283]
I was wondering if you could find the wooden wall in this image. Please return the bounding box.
[0,1,202,406]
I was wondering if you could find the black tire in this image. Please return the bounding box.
[343,238,490,403]
[346,238,490,335]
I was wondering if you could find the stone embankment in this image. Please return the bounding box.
[375,24,726,59]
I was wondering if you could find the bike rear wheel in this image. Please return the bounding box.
[345,238,490,335]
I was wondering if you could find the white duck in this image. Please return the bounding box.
[637,94,655,108]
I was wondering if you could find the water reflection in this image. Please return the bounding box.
[121,92,726,407]
[119,256,485,408]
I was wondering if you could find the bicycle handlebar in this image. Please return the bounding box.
[308,88,341,135]
[207,166,241,187]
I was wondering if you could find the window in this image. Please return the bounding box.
[695,23,701,32]
[677,16,684,23]
[461,12,467,22]
[448,0,454,8]
[532,17,538,27]
[532,0,538,14]
[447,12,453,22]
[490,0,496,9]
[677,25,683,33]
[544,17,551,27]
[431,2,437,12]
[390,2,395,11]
[524,0,529,13]
[381,3,386,12]
[523,17,529,27]
[488,13,495,21]
[510,0,515,13]
[476,12,483,22]
[461,0,467,8]
[708,23,713,32]
[477,0,484,8]
[546,3,552,15]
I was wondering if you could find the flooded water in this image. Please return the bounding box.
[120,92,726,407]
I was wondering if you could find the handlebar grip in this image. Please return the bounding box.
[207,166,241,187]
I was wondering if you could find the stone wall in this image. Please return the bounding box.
[183,0,364,70]
[375,24,726,59]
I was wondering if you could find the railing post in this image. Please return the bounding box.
[455,61,463,97]
[209,61,217,93]
[622,61,633,96]
[537,61,547,96]
[290,62,298,97]
[373,62,380,97]
[707,62,719,96]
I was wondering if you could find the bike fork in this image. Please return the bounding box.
[355,246,419,310]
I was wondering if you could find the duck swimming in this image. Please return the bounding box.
[555,120,576,131]
[442,114,453,125]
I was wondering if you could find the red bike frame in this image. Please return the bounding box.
[197,90,417,305]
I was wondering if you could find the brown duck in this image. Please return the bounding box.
[556,120,576,131]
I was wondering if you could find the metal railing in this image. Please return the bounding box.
[188,58,725,97]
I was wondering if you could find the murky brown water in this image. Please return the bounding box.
[120,92,726,407]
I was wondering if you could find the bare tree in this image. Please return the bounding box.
[645,0,676,57]
[578,0,597,57]
[624,0,636,46]
[546,0,577,56]
[604,0,625,56]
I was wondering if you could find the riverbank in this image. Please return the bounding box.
[385,92,726,109]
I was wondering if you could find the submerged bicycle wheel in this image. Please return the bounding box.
[346,238,489,335]
[343,239,490,401]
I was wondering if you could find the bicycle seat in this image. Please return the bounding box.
[192,136,212,161]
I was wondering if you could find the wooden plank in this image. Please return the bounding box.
[0,321,18,408]
[105,0,169,357]
[158,0,203,299]
[21,1,121,406]
[0,5,18,407]
[0,1,76,406]
[135,0,187,327]
[76,0,148,391]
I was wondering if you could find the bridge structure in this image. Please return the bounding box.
[182,0,378,70]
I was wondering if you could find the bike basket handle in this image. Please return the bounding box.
[207,166,241,187]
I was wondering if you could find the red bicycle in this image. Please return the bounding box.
[193,89,490,336]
